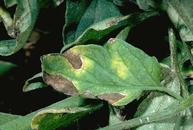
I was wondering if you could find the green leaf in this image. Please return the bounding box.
[31,102,103,130]
[61,11,158,52]
[63,0,91,44]
[74,0,122,39]
[63,0,122,46]
[135,65,181,130]
[0,60,16,75]
[42,38,179,106]
[0,96,89,130]
[0,112,21,125]
[23,72,47,92]
[166,0,193,42]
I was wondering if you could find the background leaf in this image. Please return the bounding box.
[61,11,158,52]
[166,0,193,42]
[0,60,16,75]
[0,0,39,56]
[63,0,91,45]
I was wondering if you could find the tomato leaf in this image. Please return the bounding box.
[41,38,177,106]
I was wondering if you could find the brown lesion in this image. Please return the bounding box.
[43,72,78,95]
[98,93,125,104]
[63,50,82,69]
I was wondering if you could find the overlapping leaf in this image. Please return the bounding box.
[63,0,121,45]
[0,0,39,56]
[41,38,170,106]
[0,0,64,56]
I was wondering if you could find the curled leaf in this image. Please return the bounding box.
[23,73,47,92]
[31,103,103,130]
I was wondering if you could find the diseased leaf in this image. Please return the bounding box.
[61,12,158,52]
[23,72,47,92]
[31,102,103,130]
[0,60,16,75]
[0,96,88,130]
[41,38,177,106]
[0,112,21,125]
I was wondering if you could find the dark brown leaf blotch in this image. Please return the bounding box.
[63,50,82,69]
[43,73,78,95]
[98,93,125,104]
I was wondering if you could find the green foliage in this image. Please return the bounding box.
[1,0,193,130]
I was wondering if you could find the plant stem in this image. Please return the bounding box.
[169,28,189,97]
[98,94,193,130]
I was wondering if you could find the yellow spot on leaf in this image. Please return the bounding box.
[111,55,128,80]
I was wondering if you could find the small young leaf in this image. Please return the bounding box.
[116,26,131,40]
[42,38,177,106]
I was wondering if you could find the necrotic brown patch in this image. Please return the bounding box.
[63,50,82,69]
[98,93,125,104]
[43,73,78,95]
